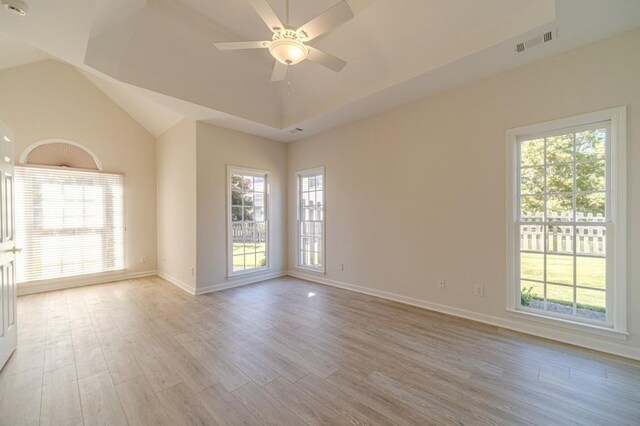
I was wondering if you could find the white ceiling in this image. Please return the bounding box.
[78,69,183,137]
[0,0,639,141]
[0,32,48,70]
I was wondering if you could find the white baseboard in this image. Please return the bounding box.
[195,270,286,295]
[157,271,197,295]
[17,270,158,296]
[286,270,640,361]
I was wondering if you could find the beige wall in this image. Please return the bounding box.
[196,122,287,291]
[287,29,640,357]
[0,60,158,291]
[157,119,197,291]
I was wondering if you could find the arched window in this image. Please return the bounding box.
[15,140,124,283]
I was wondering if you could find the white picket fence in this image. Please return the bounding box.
[520,213,606,256]
[231,223,267,243]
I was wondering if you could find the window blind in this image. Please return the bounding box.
[15,166,124,283]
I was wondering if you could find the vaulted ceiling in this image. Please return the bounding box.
[0,0,639,140]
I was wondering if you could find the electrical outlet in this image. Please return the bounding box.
[340,263,345,272]
[439,279,446,289]
[474,284,485,297]
[140,256,146,263]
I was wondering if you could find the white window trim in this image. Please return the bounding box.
[506,106,627,337]
[295,166,326,274]
[226,165,271,278]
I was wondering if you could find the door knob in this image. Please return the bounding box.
[10,247,22,254]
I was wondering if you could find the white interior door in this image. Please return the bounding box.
[0,120,17,371]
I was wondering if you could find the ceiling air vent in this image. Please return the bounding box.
[289,128,304,134]
[515,29,556,53]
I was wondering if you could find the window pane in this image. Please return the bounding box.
[546,254,573,285]
[520,224,544,253]
[546,164,573,194]
[520,252,544,281]
[576,288,606,321]
[546,284,574,315]
[576,161,605,192]
[576,225,606,257]
[521,138,544,167]
[256,252,267,268]
[576,193,605,221]
[254,207,265,222]
[242,192,254,207]
[546,134,574,164]
[520,280,544,309]
[243,207,254,221]
[231,190,243,206]
[576,129,605,161]
[244,242,256,254]
[576,256,606,289]
[520,195,544,221]
[231,207,242,222]
[546,194,573,221]
[546,225,573,255]
[520,167,544,194]
[254,177,265,192]
[233,254,245,272]
[244,252,257,269]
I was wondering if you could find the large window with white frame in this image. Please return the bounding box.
[297,168,324,272]
[228,166,269,276]
[507,107,626,332]
[15,166,125,283]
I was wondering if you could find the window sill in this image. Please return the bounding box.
[507,308,628,340]
[228,267,272,279]
[292,266,326,276]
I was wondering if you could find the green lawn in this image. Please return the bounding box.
[520,252,606,311]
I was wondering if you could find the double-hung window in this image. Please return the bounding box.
[15,166,125,283]
[507,107,627,332]
[296,168,324,272]
[228,166,269,276]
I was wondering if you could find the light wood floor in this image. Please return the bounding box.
[1,276,639,425]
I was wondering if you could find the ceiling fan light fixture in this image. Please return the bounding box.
[269,38,308,65]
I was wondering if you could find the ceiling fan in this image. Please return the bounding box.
[214,0,354,81]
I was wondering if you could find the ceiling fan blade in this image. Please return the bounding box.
[271,61,288,81]
[248,0,284,31]
[306,46,347,72]
[214,41,271,50]
[297,1,354,41]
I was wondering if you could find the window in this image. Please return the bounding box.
[15,166,124,283]
[296,168,325,272]
[228,167,269,276]
[507,107,627,333]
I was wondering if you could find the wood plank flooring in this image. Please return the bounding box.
[1,276,639,425]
